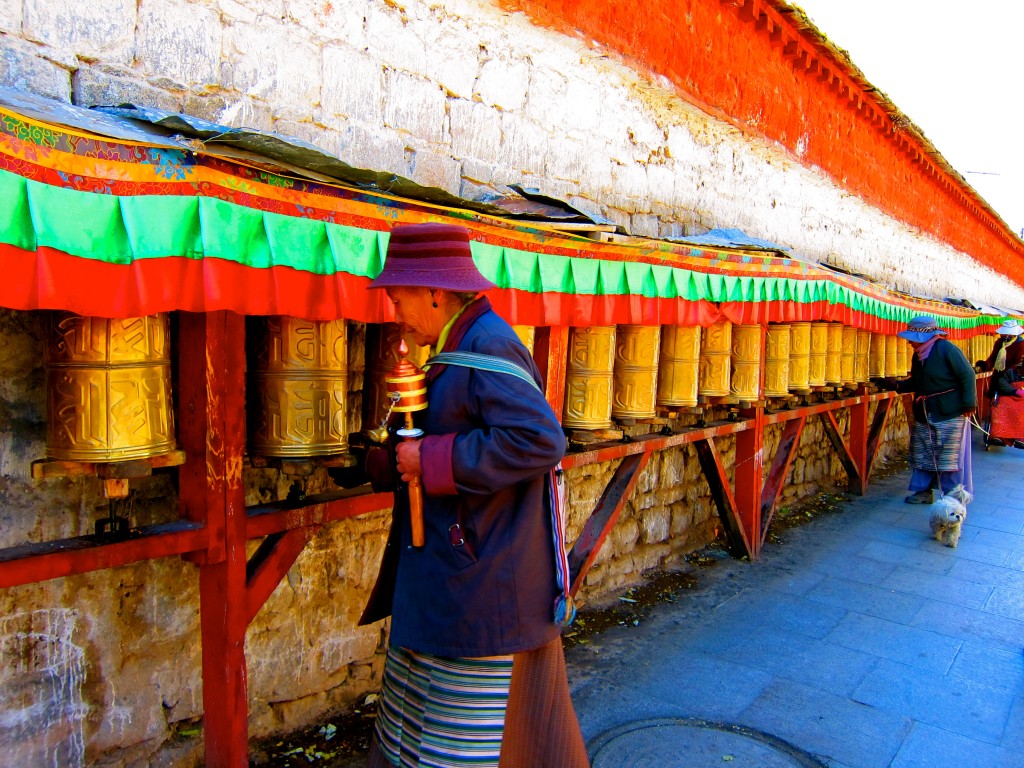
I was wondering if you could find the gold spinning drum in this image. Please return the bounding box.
[657,325,701,407]
[249,317,349,457]
[563,326,616,429]
[365,324,430,430]
[841,326,857,385]
[764,324,790,397]
[788,322,811,391]
[45,312,175,462]
[612,325,661,418]
[855,329,871,383]
[809,322,828,387]
[825,323,843,385]
[698,320,732,397]
[730,324,762,400]
[884,335,899,377]
[869,332,886,378]
[897,338,910,377]
[512,325,535,354]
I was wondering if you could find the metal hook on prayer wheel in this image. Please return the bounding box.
[384,340,428,548]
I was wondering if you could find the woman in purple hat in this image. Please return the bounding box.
[897,315,977,503]
[353,223,589,768]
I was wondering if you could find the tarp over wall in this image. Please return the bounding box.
[0,98,1007,336]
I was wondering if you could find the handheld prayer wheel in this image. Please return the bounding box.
[869,332,886,378]
[788,322,811,391]
[764,324,790,397]
[841,326,857,385]
[854,329,871,383]
[825,323,843,385]
[385,341,427,547]
[44,312,175,462]
[698,320,732,397]
[249,317,349,457]
[657,325,701,407]
[808,322,828,387]
[365,323,430,432]
[563,326,616,429]
[730,324,762,400]
[612,325,660,419]
[512,325,536,354]
[884,335,899,378]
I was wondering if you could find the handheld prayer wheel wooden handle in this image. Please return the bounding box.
[386,340,428,548]
[401,412,426,548]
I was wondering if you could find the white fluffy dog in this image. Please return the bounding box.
[928,484,973,548]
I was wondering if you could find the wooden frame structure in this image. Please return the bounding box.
[0,315,990,765]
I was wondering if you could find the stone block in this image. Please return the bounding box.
[0,39,71,101]
[0,0,22,34]
[611,517,639,551]
[72,67,182,111]
[383,70,447,145]
[475,55,528,111]
[23,0,135,65]
[322,45,384,123]
[364,2,427,77]
[449,98,500,163]
[137,0,220,89]
[496,115,546,177]
[225,22,320,116]
[406,146,460,193]
[639,507,670,544]
[287,0,369,43]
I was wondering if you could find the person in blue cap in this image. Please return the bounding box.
[897,316,977,503]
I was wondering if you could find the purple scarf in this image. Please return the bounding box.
[914,334,945,360]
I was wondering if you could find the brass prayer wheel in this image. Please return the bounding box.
[808,322,828,387]
[841,326,857,385]
[612,325,661,419]
[897,337,910,377]
[764,324,790,397]
[249,317,349,457]
[657,325,700,407]
[563,326,616,429]
[855,329,871,383]
[512,325,535,354]
[788,322,811,391]
[884,335,899,378]
[730,324,762,400]
[365,324,430,430]
[869,332,886,378]
[825,323,843,385]
[698,319,732,397]
[45,312,175,461]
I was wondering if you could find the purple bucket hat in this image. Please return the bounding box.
[368,223,495,292]
[897,315,948,344]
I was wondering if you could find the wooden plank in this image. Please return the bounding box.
[245,528,318,625]
[568,452,651,595]
[819,410,863,494]
[760,416,806,543]
[246,489,392,538]
[693,438,752,559]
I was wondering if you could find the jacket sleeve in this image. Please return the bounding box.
[420,335,565,497]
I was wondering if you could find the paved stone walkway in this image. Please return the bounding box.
[567,436,1024,767]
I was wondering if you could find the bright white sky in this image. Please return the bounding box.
[792,0,1024,239]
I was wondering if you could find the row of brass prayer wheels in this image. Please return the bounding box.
[41,312,993,461]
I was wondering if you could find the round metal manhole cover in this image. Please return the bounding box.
[589,718,828,768]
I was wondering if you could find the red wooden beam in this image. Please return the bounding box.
[245,528,318,625]
[848,386,869,489]
[246,489,393,538]
[819,410,864,494]
[561,419,753,469]
[733,406,764,559]
[534,326,569,422]
[568,451,651,595]
[760,415,805,544]
[693,438,753,559]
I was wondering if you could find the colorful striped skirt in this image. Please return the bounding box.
[910,416,967,473]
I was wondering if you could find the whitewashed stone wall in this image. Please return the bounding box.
[0,0,980,764]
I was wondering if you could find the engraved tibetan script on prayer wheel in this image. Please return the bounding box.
[884,335,899,378]
[698,320,732,397]
[764,324,790,397]
[45,312,175,461]
[249,317,349,457]
[788,322,811,391]
[808,322,828,387]
[365,324,430,430]
[855,329,871,383]
[730,324,762,400]
[869,332,886,379]
[612,325,661,419]
[657,325,700,407]
[897,337,910,378]
[563,326,615,429]
[841,326,857,385]
[825,322,843,385]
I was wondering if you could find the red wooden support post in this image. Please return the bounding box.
[534,326,569,422]
[177,311,250,767]
[693,438,753,559]
[848,386,869,491]
[733,405,764,559]
[760,416,806,545]
[568,451,651,595]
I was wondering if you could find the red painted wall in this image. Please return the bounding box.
[501,0,1024,284]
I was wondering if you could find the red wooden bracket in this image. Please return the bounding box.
[819,410,864,494]
[568,451,652,595]
[760,416,806,545]
[864,398,893,483]
[693,438,753,559]
[245,527,318,626]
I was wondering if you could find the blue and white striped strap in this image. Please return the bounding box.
[424,350,576,627]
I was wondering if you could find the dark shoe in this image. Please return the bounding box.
[1014,441,1024,450]
[905,490,934,504]
[989,437,1006,447]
